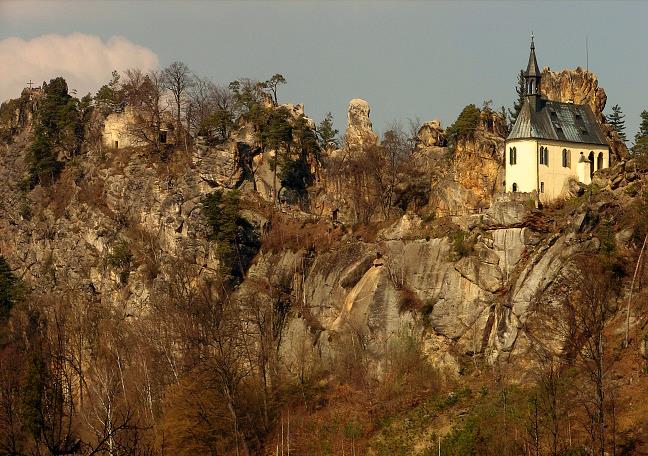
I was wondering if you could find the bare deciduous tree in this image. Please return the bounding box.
[162,61,194,140]
[122,69,168,152]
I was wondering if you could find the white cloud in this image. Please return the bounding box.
[0,33,159,102]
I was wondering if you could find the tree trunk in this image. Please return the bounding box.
[625,232,648,346]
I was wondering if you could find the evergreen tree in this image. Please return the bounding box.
[633,110,648,156]
[281,114,318,198]
[499,105,509,134]
[28,77,82,186]
[608,104,627,142]
[446,104,481,146]
[259,73,286,105]
[508,70,525,126]
[317,112,338,149]
[202,189,241,275]
[0,255,18,319]
[95,70,124,114]
[260,107,293,205]
[228,78,267,130]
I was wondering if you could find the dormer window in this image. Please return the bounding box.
[550,111,558,120]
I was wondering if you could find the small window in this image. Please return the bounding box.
[539,147,545,165]
[597,152,603,170]
[550,111,558,120]
[159,130,167,144]
[540,182,545,193]
[512,183,518,192]
[114,140,119,149]
[562,149,571,168]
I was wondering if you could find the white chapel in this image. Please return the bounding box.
[505,37,610,202]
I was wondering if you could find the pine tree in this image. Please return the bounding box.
[317,112,338,149]
[508,70,525,126]
[28,77,81,186]
[0,255,18,319]
[633,110,648,156]
[608,104,627,142]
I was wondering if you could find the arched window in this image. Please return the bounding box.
[562,149,571,168]
[588,151,595,178]
[512,183,518,192]
[540,146,549,165]
[509,146,517,165]
[597,152,603,170]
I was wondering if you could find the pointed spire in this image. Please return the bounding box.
[523,33,542,110]
[526,33,540,77]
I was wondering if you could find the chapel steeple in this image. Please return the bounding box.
[525,34,542,109]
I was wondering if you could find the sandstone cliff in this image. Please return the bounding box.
[2,81,647,454]
[2,103,639,377]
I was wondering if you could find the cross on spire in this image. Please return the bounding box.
[27,80,34,89]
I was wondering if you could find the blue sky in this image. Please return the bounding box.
[1,0,646,139]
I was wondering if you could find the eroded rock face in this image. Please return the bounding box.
[434,110,507,216]
[541,67,628,160]
[541,67,605,114]
[192,140,242,190]
[417,120,446,148]
[346,98,379,149]
[236,190,606,375]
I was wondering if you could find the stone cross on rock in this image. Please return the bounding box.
[27,80,34,89]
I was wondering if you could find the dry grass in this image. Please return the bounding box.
[398,287,425,313]
[351,221,383,242]
[30,166,78,219]
[261,212,344,254]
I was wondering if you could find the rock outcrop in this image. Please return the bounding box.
[541,67,606,115]
[431,109,507,216]
[541,67,628,160]
[345,98,378,149]
[0,87,42,134]
[416,120,446,148]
